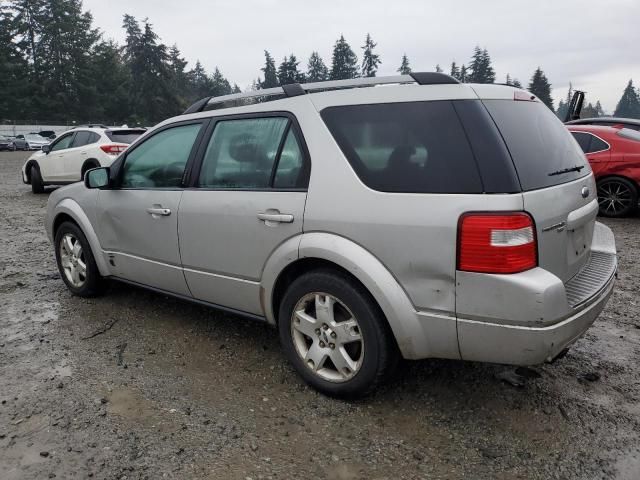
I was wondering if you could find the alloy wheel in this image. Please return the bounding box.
[59,233,87,288]
[597,180,633,216]
[290,292,364,382]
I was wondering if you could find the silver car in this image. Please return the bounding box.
[45,73,617,397]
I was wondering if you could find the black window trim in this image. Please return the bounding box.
[111,118,211,191]
[187,110,311,192]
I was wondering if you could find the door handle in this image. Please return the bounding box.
[146,207,171,217]
[257,212,294,224]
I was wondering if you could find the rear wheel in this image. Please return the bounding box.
[30,165,45,194]
[54,221,104,297]
[278,269,399,398]
[597,177,638,217]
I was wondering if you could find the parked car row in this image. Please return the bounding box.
[41,73,618,397]
[0,133,52,151]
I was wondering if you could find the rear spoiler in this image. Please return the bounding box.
[564,90,585,123]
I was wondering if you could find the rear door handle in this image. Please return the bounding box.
[257,212,294,224]
[146,207,171,217]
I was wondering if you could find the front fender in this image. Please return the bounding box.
[262,232,459,360]
[47,197,110,276]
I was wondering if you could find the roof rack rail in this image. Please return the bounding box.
[182,72,460,115]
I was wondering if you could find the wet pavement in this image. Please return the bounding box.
[1,151,639,479]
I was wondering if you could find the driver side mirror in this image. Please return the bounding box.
[85,167,110,189]
[42,144,51,154]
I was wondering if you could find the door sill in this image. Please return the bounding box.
[109,276,268,323]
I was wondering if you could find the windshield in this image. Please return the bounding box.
[483,100,590,191]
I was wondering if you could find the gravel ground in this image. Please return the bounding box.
[1,150,639,480]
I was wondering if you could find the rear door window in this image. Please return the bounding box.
[484,100,589,191]
[320,101,483,193]
[571,132,592,153]
[71,131,92,148]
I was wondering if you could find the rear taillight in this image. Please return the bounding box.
[458,213,537,274]
[100,144,128,156]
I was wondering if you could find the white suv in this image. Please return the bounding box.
[22,125,146,193]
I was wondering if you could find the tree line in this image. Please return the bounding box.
[1,0,639,125]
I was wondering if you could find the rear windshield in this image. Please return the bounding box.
[320,101,483,193]
[483,100,589,191]
[106,129,145,144]
[617,128,640,142]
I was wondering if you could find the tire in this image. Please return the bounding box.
[30,165,45,194]
[81,161,99,180]
[54,221,104,297]
[597,177,638,217]
[278,269,399,398]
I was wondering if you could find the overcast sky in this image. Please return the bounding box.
[82,0,639,113]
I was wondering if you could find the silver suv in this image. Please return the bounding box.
[45,73,617,397]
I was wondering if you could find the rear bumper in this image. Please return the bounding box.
[456,267,615,365]
[455,221,616,365]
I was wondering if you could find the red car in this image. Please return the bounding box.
[568,125,640,217]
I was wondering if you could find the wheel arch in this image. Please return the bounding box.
[24,159,40,182]
[81,158,100,177]
[597,174,639,190]
[50,199,110,276]
[261,232,439,359]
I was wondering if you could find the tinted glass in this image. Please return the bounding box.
[321,101,482,193]
[617,128,640,142]
[570,132,591,153]
[589,136,609,152]
[106,130,145,144]
[484,100,589,190]
[273,129,306,188]
[121,123,201,188]
[71,131,92,148]
[198,117,288,188]
[51,133,75,152]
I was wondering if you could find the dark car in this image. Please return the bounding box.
[0,135,17,151]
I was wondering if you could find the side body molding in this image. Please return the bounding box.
[261,232,460,360]
[49,198,111,277]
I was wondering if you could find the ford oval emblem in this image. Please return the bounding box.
[581,186,590,198]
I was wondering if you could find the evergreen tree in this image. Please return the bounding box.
[89,40,130,123]
[10,0,45,82]
[594,100,604,117]
[360,33,380,77]
[614,80,640,118]
[459,64,468,82]
[397,54,411,74]
[468,46,495,83]
[556,83,573,119]
[306,51,329,82]
[260,50,278,88]
[0,6,32,118]
[450,62,460,80]
[505,74,522,88]
[330,35,358,80]
[210,67,232,96]
[528,67,554,110]
[278,54,304,85]
[188,60,213,99]
[232,84,242,94]
[434,64,443,73]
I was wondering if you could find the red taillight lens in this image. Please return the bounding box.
[100,144,128,155]
[458,213,537,274]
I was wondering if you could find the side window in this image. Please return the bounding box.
[198,117,289,189]
[50,133,75,152]
[571,132,591,153]
[321,101,482,193]
[71,131,92,148]
[273,129,306,188]
[121,123,202,188]
[588,136,609,153]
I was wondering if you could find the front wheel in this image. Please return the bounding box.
[597,177,638,217]
[278,269,399,398]
[30,165,44,194]
[54,221,104,297]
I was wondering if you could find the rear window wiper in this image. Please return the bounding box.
[548,165,585,177]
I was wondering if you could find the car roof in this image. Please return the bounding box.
[567,117,640,126]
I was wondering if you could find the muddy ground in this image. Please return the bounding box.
[0,150,639,480]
